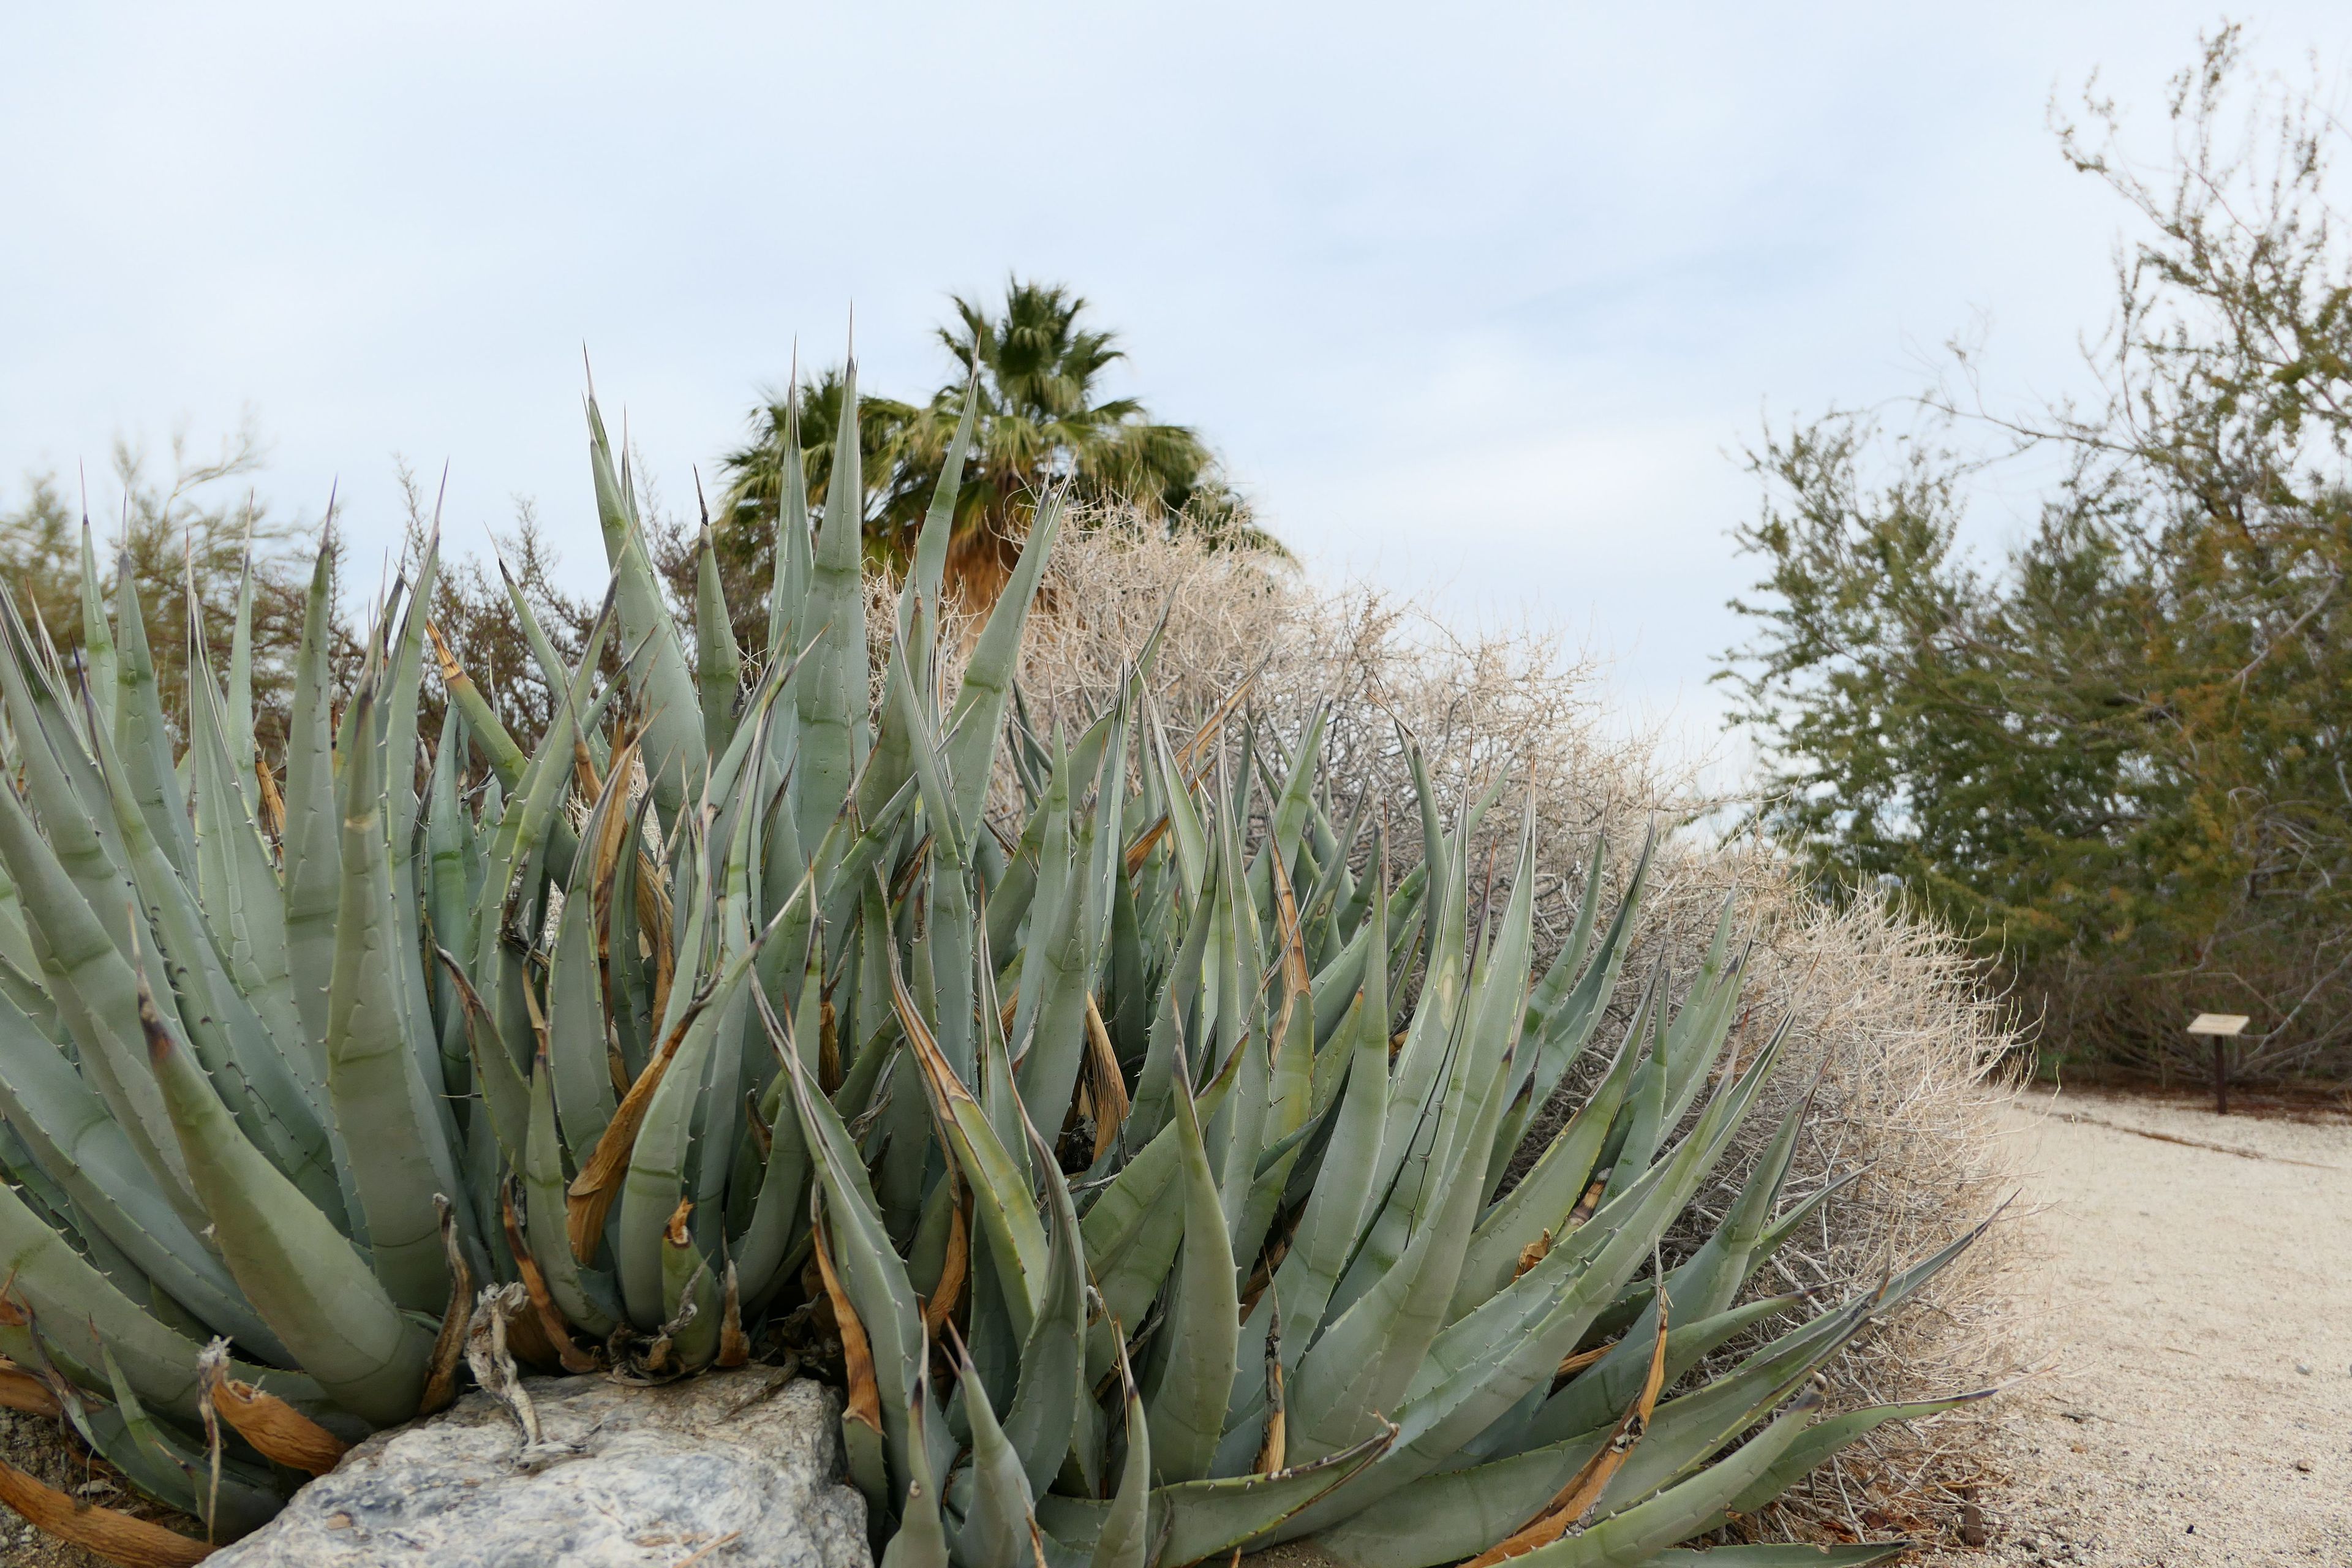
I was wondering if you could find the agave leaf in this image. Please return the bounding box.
[882,1381,952,1568]
[216,525,256,787]
[880,643,976,1078]
[435,947,530,1173]
[143,979,432,1425]
[1105,842,1152,1068]
[326,684,460,1313]
[564,944,748,1260]
[108,553,195,876]
[1425,800,1540,1185]
[86,685,341,1212]
[905,369,979,638]
[426,621,529,788]
[1002,1118,1085,1497]
[775,986,926,1493]
[614,993,725,1327]
[0,861,36,991]
[730,1066,812,1313]
[184,630,298,1060]
[1521,835,1606,1036]
[1089,1342,1153,1568]
[660,1199,723,1373]
[949,1334,1039,1568]
[790,354,870,852]
[695,524,745,758]
[0,1175,226,1423]
[618,930,768,1325]
[379,536,445,1068]
[895,956,1049,1336]
[1142,1038,1238,1486]
[1267,862,1390,1361]
[1275,1172,1673,1536]
[1655,988,1745,1162]
[97,1344,282,1534]
[1452,1009,1646,1322]
[545,876,617,1158]
[1287,1003,1516,1465]
[0,775,197,1215]
[281,541,342,1052]
[1661,1095,1811,1327]
[1504,1398,1818,1568]
[1082,1033,1248,1385]
[75,518,118,734]
[1307,1428,1613,1568]
[380,530,439,851]
[1717,1389,2002,1522]
[1491,1098,1798,1463]
[470,598,611,1068]
[1030,1423,1394,1566]
[0,991,285,1360]
[810,1189,891,1504]
[491,551,597,757]
[1231,848,1321,1268]
[1125,875,1215,1144]
[1334,948,1469,1310]
[521,1047,619,1338]
[1023,779,1113,1137]
[1521,830,1653,1107]
[942,490,1067,840]
[1145,699,1208,904]
[1261,704,1330,886]
[765,361,815,659]
[1303,906,1378,1055]
[1452,1298,1673,1568]
[1589,1305,1868,1519]
[61,1377,203,1526]
[0,595,137,956]
[1512,1297,1805,1463]
[586,394,706,823]
[854,632,929,836]
[1599,1211,1996,1517]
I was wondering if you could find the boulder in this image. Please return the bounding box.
[209,1366,870,1568]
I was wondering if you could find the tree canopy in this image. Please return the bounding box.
[1722,30,2352,1083]
[0,429,323,761]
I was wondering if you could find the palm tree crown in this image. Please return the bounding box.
[716,278,1276,622]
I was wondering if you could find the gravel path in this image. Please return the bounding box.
[1943,1088,2350,1566]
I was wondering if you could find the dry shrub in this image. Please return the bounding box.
[995,513,2028,1545]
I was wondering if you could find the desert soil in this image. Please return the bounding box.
[1924,1087,2350,1566]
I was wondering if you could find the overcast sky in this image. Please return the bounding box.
[4,6,2346,772]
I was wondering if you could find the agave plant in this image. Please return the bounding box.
[0,358,1988,1568]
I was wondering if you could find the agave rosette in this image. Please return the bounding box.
[0,361,1985,1568]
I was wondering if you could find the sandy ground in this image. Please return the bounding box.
[1923,1088,2351,1566]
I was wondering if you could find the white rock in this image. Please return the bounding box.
[208,1367,870,1568]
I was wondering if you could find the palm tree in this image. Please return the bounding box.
[715,279,1276,627]
[895,278,1276,601]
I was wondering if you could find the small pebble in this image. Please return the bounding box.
[2295,1361,2312,1375]
[2293,1458,2313,1473]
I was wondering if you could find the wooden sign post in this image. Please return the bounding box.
[2186,1013,2250,1115]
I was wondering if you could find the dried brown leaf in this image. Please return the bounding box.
[0,1460,213,1566]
